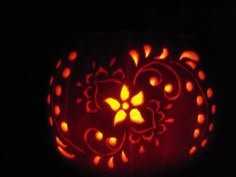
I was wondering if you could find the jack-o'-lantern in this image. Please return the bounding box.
[47,42,216,176]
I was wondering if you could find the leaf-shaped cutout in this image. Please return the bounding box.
[131,91,144,106]
[104,98,120,111]
[130,108,144,124]
[114,110,127,127]
[120,85,129,101]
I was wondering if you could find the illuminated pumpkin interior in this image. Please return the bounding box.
[47,45,216,175]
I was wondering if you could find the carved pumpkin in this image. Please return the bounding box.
[47,43,216,176]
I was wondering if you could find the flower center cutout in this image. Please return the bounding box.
[104,84,145,127]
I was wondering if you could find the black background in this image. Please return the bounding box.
[4,5,236,177]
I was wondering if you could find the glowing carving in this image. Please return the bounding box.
[129,108,144,124]
[193,128,200,139]
[95,131,103,141]
[104,98,120,111]
[198,70,206,80]
[196,95,204,106]
[164,83,173,93]
[179,50,200,69]
[197,114,205,124]
[149,76,159,87]
[207,88,213,98]
[113,110,127,126]
[144,44,152,58]
[104,85,145,127]
[49,116,53,126]
[93,156,101,165]
[121,150,128,163]
[155,48,168,60]
[47,43,216,174]
[179,51,200,62]
[56,59,62,69]
[55,85,62,96]
[131,91,144,106]
[62,67,70,79]
[108,156,114,168]
[57,146,75,159]
[129,50,139,66]
[189,146,197,155]
[211,104,216,114]
[56,136,67,148]
[61,121,68,133]
[107,137,117,146]
[54,105,60,116]
[120,85,129,101]
[186,81,194,92]
[201,139,208,148]
[68,51,77,61]
[49,76,53,86]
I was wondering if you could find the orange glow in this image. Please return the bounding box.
[149,76,159,87]
[62,67,71,79]
[57,146,75,159]
[193,128,200,139]
[197,114,205,124]
[129,50,139,67]
[179,50,200,62]
[56,136,67,148]
[93,156,101,166]
[139,145,145,154]
[208,123,214,132]
[189,146,197,155]
[120,85,129,101]
[185,61,196,69]
[95,131,103,141]
[108,156,114,168]
[201,139,208,148]
[61,121,68,133]
[68,51,77,61]
[121,150,128,163]
[211,104,216,114]
[155,48,168,60]
[130,108,144,124]
[49,116,53,126]
[47,94,51,104]
[131,91,144,106]
[114,110,127,127]
[56,59,62,69]
[122,102,129,110]
[104,98,120,111]
[49,76,54,86]
[55,85,62,96]
[207,88,213,98]
[198,70,205,80]
[186,81,194,92]
[108,137,117,146]
[54,105,61,116]
[164,83,173,93]
[196,95,203,106]
[144,44,152,58]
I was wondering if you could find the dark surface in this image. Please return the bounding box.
[4,6,236,177]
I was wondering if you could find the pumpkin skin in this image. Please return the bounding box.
[47,43,216,176]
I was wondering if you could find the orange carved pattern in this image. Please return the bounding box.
[47,45,216,169]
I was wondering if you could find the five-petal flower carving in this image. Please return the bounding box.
[104,84,145,127]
